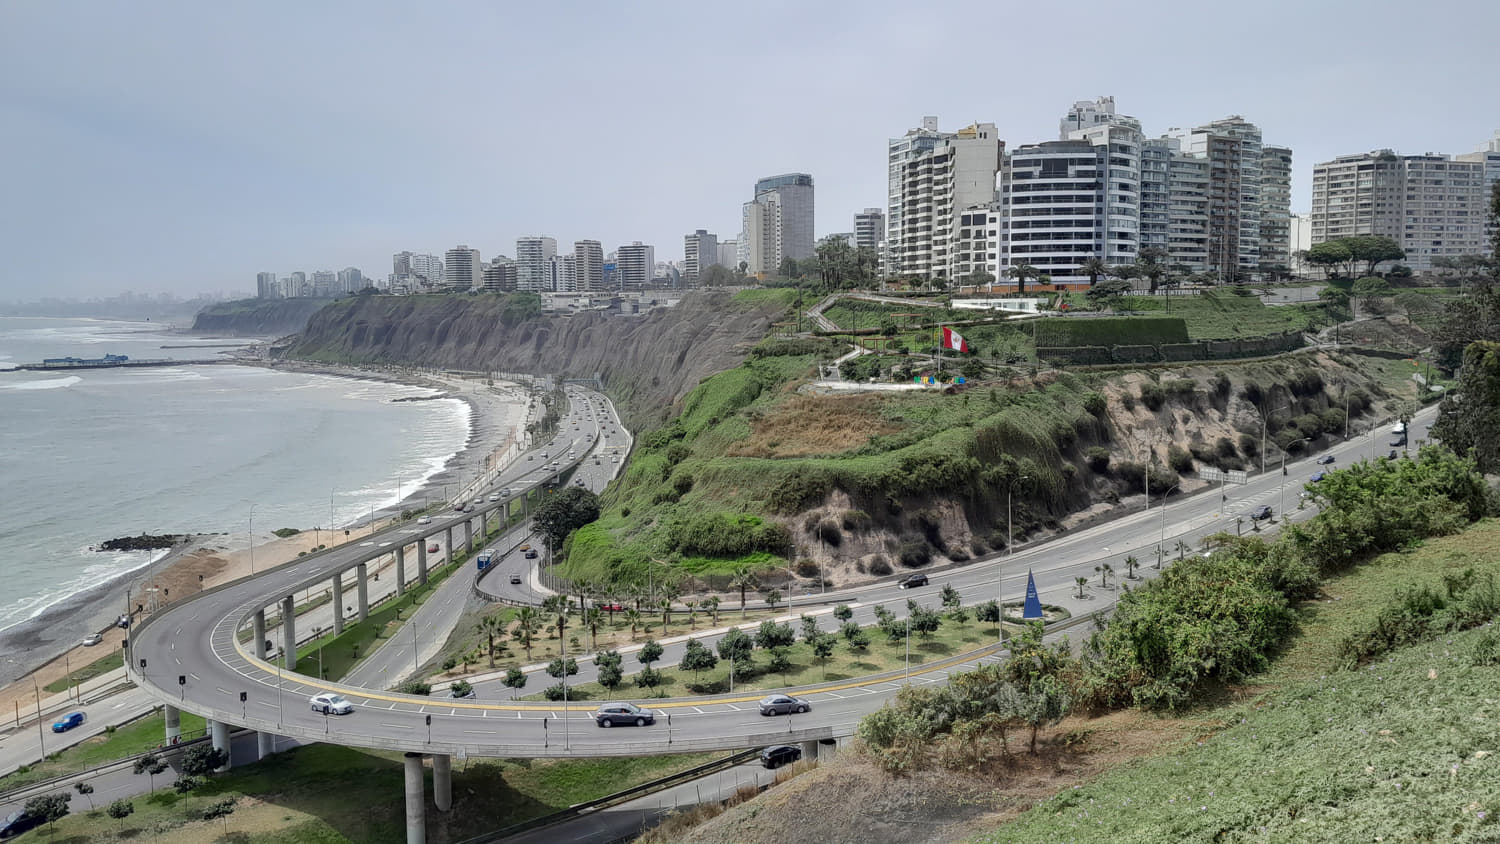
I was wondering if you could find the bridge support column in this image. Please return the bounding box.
[209,719,231,771]
[253,610,267,659]
[396,546,407,596]
[257,731,275,760]
[331,572,345,635]
[403,752,427,844]
[503,501,511,526]
[417,540,429,584]
[164,704,181,744]
[463,519,473,556]
[445,528,454,564]
[431,753,452,812]
[282,596,296,670]
[357,563,369,622]
[801,740,819,762]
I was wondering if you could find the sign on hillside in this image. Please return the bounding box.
[1199,467,1249,485]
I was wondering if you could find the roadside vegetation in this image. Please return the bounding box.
[0,707,207,792]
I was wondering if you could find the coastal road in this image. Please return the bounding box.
[125,380,1435,762]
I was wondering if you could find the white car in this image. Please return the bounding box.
[310,693,354,715]
[417,516,432,525]
[82,633,103,647]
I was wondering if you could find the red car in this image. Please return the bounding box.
[598,603,624,612]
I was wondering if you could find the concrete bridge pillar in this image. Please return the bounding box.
[396,546,407,596]
[403,752,427,844]
[445,527,454,564]
[503,501,511,526]
[253,610,267,659]
[164,704,181,744]
[801,740,819,763]
[357,563,369,622]
[463,519,473,555]
[257,731,275,760]
[417,540,429,584]
[282,595,296,670]
[209,719,231,771]
[432,753,452,812]
[331,572,345,635]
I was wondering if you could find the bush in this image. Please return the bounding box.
[542,684,568,701]
[1083,392,1107,417]
[106,799,134,820]
[841,510,872,531]
[898,542,931,568]
[868,555,893,576]
[1473,629,1500,667]
[1085,446,1111,472]
[173,775,203,794]
[1336,570,1500,668]
[179,744,228,776]
[815,520,843,547]
[1166,445,1193,473]
[794,558,821,578]
[1139,382,1166,411]
[396,679,432,696]
[1164,379,1197,397]
[1239,432,1259,458]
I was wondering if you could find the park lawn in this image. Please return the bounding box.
[35,743,722,843]
[0,707,207,791]
[521,615,1019,701]
[43,650,123,694]
[982,518,1500,842]
[1117,293,1316,340]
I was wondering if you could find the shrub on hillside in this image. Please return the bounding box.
[1336,568,1500,668]
[815,520,843,547]
[1239,433,1259,458]
[1114,461,1181,495]
[1139,382,1166,411]
[841,510,871,531]
[868,554,893,576]
[1164,379,1197,397]
[1166,445,1194,473]
[898,542,931,568]
[1085,447,1111,472]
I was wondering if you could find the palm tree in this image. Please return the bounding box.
[514,607,540,660]
[1078,258,1108,288]
[1004,263,1039,294]
[729,568,758,618]
[478,614,506,668]
[658,597,673,630]
[1075,577,1088,599]
[542,594,569,644]
[623,607,642,640]
[703,595,721,627]
[1123,555,1139,579]
[584,607,603,652]
[1174,540,1190,561]
[684,599,698,630]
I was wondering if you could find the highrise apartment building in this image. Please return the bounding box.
[256,272,278,299]
[481,257,517,292]
[616,242,655,289]
[717,240,739,271]
[1310,150,1488,271]
[552,253,577,292]
[886,118,1003,280]
[1139,136,1210,273]
[741,173,814,276]
[683,230,718,283]
[1260,146,1294,272]
[337,267,364,294]
[573,240,603,291]
[444,246,482,291]
[1457,130,1500,250]
[515,236,557,293]
[853,208,884,251]
[1167,117,1269,281]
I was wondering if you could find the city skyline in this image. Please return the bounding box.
[3,0,1497,298]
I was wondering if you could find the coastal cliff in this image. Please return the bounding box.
[191,297,335,337]
[278,290,793,428]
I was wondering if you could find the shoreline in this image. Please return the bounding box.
[0,358,535,698]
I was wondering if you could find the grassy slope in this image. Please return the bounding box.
[983,518,1500,843]
[1114,292,1317,340]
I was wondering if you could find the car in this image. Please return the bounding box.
[1315,455,1336,465]
[310,693,353,715]
[594,702,655,727]
[115,614,130,629]
[1389,438,1406,448]
[759,694,811,716]
[1310,472,1325,482]
[1250,505,1272,521]
[51,712,85,733]
[0,810,42,839]
[417,515,432,525]
[524,550,539,559]
[528,455,534,461]
[453,502,466,511]
[82,632,103,646]
[488,493,501,502]
[611,456,619,463]
[541,452,549,459]
[519,544,531,552]
[760,744,802,769]
[1388,449,1400,459]
[897,573,929,589]
[509,574,523,585]
[428,543,441,553]
[598,602,624,612]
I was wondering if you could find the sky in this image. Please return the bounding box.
[2,0,1497,300]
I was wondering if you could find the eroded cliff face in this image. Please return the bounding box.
[190,298,334,337]
[280,291,787,428]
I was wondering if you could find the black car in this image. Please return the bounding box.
[0,810,41,839]
[1250,505,1272,521]
[897,573,929,589]
[760,744,802,769]
[524,550,539,559]
[1315,455,1336,465]
[594,702,656,727]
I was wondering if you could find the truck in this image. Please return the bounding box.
[476,549,496,572]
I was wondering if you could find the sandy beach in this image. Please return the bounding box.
[0,362,535,708]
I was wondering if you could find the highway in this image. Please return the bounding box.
[126,368,1436,766]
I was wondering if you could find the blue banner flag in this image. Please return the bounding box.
[1023,570,1044,620]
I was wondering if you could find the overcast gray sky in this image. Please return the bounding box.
[2,0,1496,299]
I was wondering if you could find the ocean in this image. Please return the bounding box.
[0,316,472,635]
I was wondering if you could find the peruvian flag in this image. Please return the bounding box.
[941,326,969,352]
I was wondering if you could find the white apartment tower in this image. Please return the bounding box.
[887,118,1003,280]
[741,173,814,276]
[683,230,718,282]
[256,272,279,299]
[515,236,557,292]
[1260,146,1294,272]
[482,258,518,292]
[853,208,884,251]
[1168,117,1267,281]
[616,242,655,289]
[573,240,604,291]
[444,246,481,291]
[1059,96,1123,140]
[1311,150,1488,271]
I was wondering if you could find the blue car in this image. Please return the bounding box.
[51,711,85,733]
[1310,472,1326,483]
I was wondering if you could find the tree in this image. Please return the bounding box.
[811,633,838,680]
[1433,341,1500,473]
[961,270,997,290]
[906,599,942,638]
[1075,577,1087,599]
[545,656,579,681]
[584,607,603,650]
[542,594,570,643]
[940,583,961,610]
[840,620,871,650]
[1004,263,1039,293]
[1491,181,1500,262]
[503,667,527,698]
[833,604,853,624]
[180,743,228,776]
[1136,246,1168,293]
[679,638,719,682]
[623,607,642,639]
[134,752,169,792]
[976,599,1001,633]
[1307,240,1354,278]
[73,781,95,810]
[397,678,431,695]
[1078,257,1108,288]
[596,650,624,691]
[638,638,664,672]
[1124,555,1139,579]
[717,627,754,685]
[683,599,697,630]
[24,794,70,833]
[761,587,782,612]
[702,595,720,626]
[107,799,134,821]
[1346,235,1406,276]
[531,487,601,548]
[729,568,759,617]
[1351,276,1392,313]
[1108,263,1141,291]
[478,614,506,668]
[514,607,540,659]
[1084,278,1133,307]
[700,264,737,287]
[174,775,203,794]
[799,614,821,644]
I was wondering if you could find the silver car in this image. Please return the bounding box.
[310,693,354,715]
[759,694,811,716]
[594,702,656,727]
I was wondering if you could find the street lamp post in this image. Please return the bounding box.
[1260,403,1290,473]
[1157,482,1183,555]
[1002,474,1030,644]
[1279,438,1312,520]
[1006,475,1031,558]
[248,504,256,575]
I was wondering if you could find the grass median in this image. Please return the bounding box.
[0,706,207,792]
[42,650,124,694]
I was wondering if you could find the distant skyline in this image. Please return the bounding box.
[2,0,1497,298]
